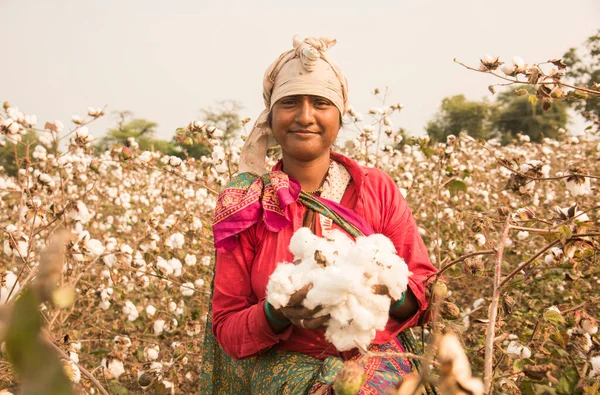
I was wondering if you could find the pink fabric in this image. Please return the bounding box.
[213,172,302,251]
[211,152,437,360]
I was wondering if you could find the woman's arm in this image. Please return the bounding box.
[211,231,293,359]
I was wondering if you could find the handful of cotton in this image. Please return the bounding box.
[266,227,411,351]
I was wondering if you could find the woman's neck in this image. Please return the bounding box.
[281,153,331,192]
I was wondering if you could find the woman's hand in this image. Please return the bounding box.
[372,284,418,321]
[280,284,330,330]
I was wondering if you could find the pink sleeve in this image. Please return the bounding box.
[379,173,437,335]
[211,231,293,359]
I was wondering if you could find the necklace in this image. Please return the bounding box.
[303,185,325,195]
[302,162,331,195]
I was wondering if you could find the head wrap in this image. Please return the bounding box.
[238,35,349,175]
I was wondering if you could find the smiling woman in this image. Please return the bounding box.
[270,95,341,191]
[200,35,438,395]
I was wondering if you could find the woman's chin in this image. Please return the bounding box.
[281,144,332,162]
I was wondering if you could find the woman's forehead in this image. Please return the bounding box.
[278,94,330,101]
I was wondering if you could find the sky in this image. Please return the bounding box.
[2,0,599,142]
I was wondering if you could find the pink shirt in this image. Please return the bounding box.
[211,153,437,360]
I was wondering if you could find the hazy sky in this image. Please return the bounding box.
[2,0,599,142]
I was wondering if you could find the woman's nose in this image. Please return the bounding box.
[295,97,315,125]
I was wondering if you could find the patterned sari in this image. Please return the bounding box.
[201,172,437,394]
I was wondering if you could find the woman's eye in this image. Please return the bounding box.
[315,99,332,107]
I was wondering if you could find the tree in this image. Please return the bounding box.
[94,112,184,157]
[172,100,243,160]
[0,130,42,176]
[426,95,494,142]
[199,100,243,145]
[492,88,569,144]
[563,29,600,131]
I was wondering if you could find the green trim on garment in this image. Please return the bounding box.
[264,301,290,326]
[390,291,407,311]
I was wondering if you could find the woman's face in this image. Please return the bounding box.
[270,95,341,162]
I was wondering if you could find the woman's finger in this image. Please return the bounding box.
[280,305,322,320]
[289,315,330,330]
[287,284,313,306]
[301,315,330,330]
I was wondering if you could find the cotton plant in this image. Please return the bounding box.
[266,227,411,351]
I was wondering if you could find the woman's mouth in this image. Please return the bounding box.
[290,129,319,135]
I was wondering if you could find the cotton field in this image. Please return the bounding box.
[0,100,599,394]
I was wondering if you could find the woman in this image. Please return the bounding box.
[201,36,437,394]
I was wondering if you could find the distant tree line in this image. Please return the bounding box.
[0,101,243,176]
[426,30,599,144]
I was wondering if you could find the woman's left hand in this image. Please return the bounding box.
[280,284,330,330]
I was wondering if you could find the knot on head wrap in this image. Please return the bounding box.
[292,35,337,72]
[239,35,349,175]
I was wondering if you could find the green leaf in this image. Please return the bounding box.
[558,225,572,246]
[522,381,557,395]
[557,365,580,395]
[543,309,565,326]
[513,358,524,372]
[5,289,73,395]
[447,180,467,196]
[550,330,569,349]
[551,347,570,358]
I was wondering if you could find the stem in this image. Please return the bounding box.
[484,216,511,393]
[499,239,561,289]
[510,225,558,234]
[374,87,389,168]
[44,337,110,395]
[562,302,586,315]
[454,58,600,96]
[430,249,496,279]
[434,159,443,268]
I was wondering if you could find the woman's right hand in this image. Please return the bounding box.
[280,284,330,330]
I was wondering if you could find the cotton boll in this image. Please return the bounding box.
[312,238,343,265]
[329,299,354,326]
[303,264,363,310]
[364,234,396,253]
[288,260,319,290]
[289,227,319,259]
[146,305,157,317]
[122,301,139,321]
[326,229,354,253]
[506,341,531,359]
[352,292,391,331]
[266,263,296,309]
[144,344,160,361]
[345,294,378,331]
[154,320,166,335]
[350,237,380,266]
[168,258,183,277]
[590,356,600,378]
[326,320,376,352]
[267,227,412,352]
[373,251,411,300]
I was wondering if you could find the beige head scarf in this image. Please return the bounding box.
[238,35,349,175]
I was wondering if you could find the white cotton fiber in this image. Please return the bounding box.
[289,227,319,259]
[364,233,397,253]
[266,227,412,352]
[265,263,296,309]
